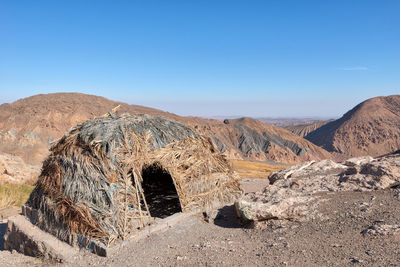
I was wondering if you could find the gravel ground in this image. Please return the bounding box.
[1,180,400,266]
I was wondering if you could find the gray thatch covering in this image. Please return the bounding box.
[26,114,242,247]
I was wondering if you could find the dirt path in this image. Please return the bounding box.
[2,180,400,266]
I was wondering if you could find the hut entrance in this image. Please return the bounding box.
[140,163,182,218]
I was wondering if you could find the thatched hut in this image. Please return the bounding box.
[25,114,242,248]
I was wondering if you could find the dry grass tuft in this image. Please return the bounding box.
[0,184,34,209]
[231,160,286,179]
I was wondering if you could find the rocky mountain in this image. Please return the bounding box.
[305,95,400,160]
[285,120,330,137]
[193,117,332,163]
[0,93,179,163]
[0,93,332,165]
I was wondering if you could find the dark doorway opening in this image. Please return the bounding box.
[140,163,182,218]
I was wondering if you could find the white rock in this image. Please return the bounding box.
[344,156,374,167]
[236,153,400,223]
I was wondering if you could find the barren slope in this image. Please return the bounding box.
[285,120,330,137]
[0,93,331,164]
[0,93,179,163]
[306,95,400,160]
[189,117,333,163]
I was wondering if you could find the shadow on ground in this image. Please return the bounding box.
[0,207,21,251]
[0,223,6,250]
[212,205,248,229]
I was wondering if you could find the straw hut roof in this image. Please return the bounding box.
[26,113,242,247]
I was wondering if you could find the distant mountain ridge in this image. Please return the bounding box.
[0,93,332,165]
[305,95,400,160]
[258,118,332,127]
[285,121,331,137]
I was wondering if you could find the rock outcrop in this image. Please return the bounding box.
[236,152,400,224]
[0,153,40,184]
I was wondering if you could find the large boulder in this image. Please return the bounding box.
[236,153,400,223]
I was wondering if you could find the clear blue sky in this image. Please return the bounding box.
[1,0,399,118]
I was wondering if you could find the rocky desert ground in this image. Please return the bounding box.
[1,153,400,266]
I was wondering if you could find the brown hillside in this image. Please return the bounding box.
[0,93,332,164]
[305,95,400,160]
[286,121,330,137]
[187,117,332,163]
[0,93,180,163]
